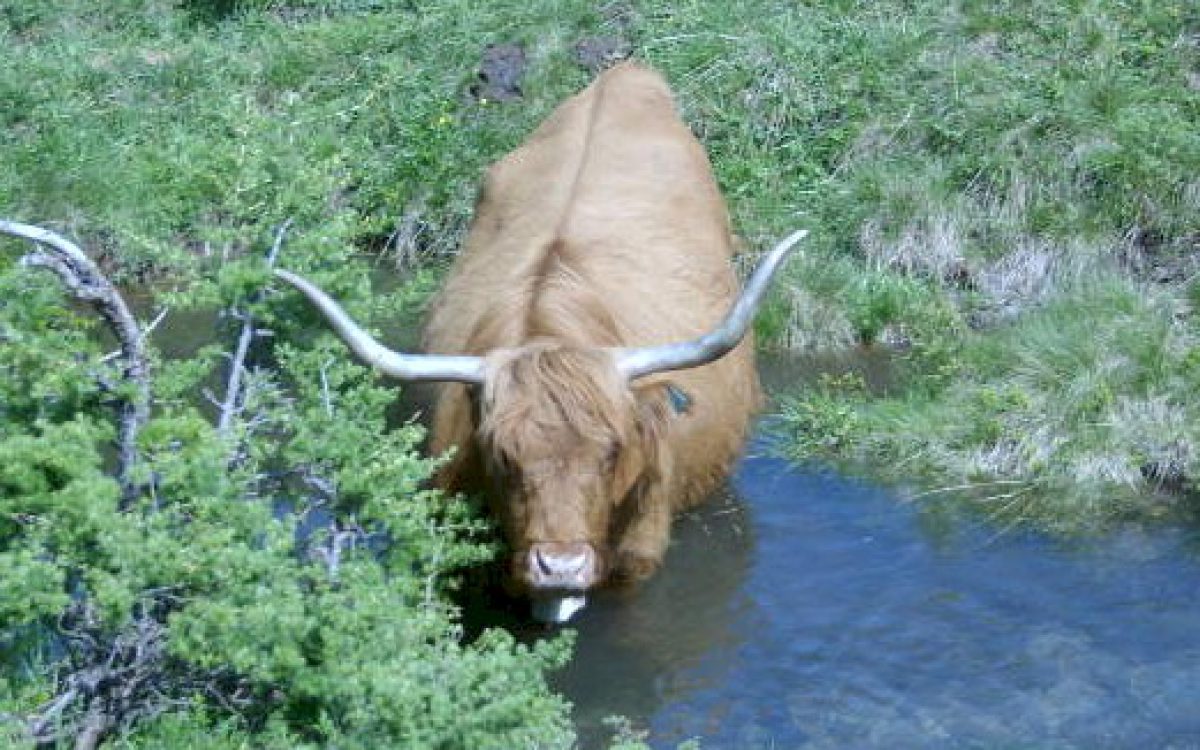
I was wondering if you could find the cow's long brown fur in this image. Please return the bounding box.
[424,63,760,586]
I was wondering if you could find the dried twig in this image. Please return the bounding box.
[319,357,335,417]
[138,306,170,345]
[311,522,363,580]
[0,220,151,508]
[73,700,110,750]
[21,591,240,748]
[218,218,292,437]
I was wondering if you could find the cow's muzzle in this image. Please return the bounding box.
[525,542,599,591]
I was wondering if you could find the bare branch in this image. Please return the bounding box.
[29,686,80,740]
[72,700,110,750]
[218,219,292,438]
[265,217,290,267]
[139,306,170,344]
[312,523,362,580]
[0,220,151,508]
[319,357,335,417]
[218,311,257,436]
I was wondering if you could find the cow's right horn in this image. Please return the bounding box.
[274,269,486,384]
[615,229,807,381]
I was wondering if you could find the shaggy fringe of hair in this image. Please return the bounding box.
[478,345,636,463]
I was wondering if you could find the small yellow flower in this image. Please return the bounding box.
[436,113,452,127]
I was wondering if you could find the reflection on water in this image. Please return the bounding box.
[377,342,1200,749]
[550,484,755,740]
[558,441,1200,748]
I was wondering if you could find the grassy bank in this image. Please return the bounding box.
[757,0,1200,529]
[6,1,1196,534]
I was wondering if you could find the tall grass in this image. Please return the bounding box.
[781,275,1199,528]
[759,0,1199,527]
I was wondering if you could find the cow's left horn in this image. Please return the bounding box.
[615,229,807,381]
[274,269,486,384]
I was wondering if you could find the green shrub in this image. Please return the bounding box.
[0,239,578,746]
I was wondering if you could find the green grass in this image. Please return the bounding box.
[2,1,1198,521]
[755,0,1200,528]
[781,275,1199,529]
[2,0,613,279]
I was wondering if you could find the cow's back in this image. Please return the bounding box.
[425,63,760,509]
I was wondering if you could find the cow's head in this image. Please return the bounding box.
[275,230,805,622]
[476,345,671,597]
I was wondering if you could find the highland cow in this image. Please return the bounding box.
[276,63,805,622]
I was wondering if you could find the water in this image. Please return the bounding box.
[553,442,1200,749]
[134,300,1200,748]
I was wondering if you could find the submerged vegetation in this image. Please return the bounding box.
[1,0,1198,745]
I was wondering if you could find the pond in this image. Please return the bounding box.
[540,353,1200,748]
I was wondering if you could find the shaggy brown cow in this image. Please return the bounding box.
[276,63,805,622]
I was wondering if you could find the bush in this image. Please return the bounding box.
[0,231,577,747]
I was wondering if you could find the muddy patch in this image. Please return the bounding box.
[1121,228,1200,285]
[574,1,634,74]
[573,36,631,73]
[470,43,526,103]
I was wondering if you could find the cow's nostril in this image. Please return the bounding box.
[534,548,554,576]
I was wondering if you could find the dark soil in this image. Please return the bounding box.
[470,43,526,103]
[573,35,630,73]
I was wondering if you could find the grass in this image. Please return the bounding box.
[781,276,1199,530]
[2,0,612,280]
[758,0,1200,529]
[2,0,1197,526]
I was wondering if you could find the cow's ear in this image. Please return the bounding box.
[633,382,691,433]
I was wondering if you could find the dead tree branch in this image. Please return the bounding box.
[21,592,255,749]
[0,220,151,508]
[217,219,291,439]
[2,221,280,747]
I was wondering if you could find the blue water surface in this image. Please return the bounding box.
[556,442,1200,749]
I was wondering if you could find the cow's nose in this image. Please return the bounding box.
[527,542,598,590]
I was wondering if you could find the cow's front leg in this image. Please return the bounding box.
[612,490,670,582]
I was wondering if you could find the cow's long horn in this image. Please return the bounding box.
[274,269,486,384]
[615,229,807,381]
